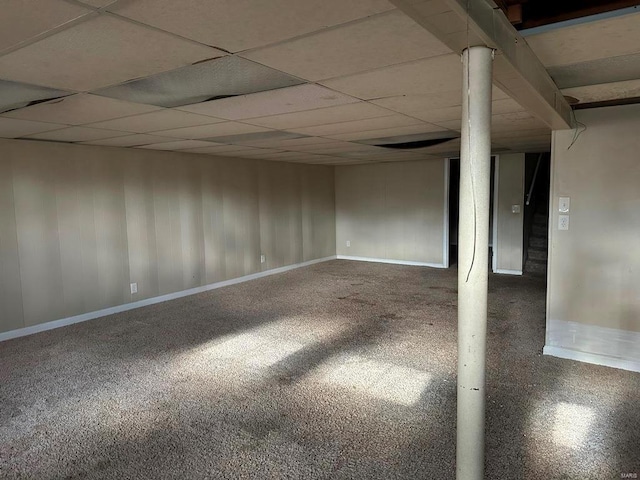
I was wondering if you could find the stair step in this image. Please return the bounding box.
[532,224,548,236]
[527,258,547,266]
[529,236,547,248]
[528,248,548,261]
[526,263,547,276]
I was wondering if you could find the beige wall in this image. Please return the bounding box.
[335,159,446,266]
[0,139,335,334]
[547,104,640,368]
[493,154,524,274]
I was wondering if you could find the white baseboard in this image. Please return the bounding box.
[336,255,446,269]
[493,269,523,275]
[545,318,640,373]
[0,255,337,343]
[543,346,640,373]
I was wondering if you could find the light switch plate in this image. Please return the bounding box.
[559,196,570,213]
[511,204,521,214]
[346,240,351,247]
[558,215,570,230]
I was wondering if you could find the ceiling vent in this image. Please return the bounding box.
[93,56,305,108]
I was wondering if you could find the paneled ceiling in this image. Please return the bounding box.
[0,0,638,164]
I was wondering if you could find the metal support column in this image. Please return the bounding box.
[457,45,493,480]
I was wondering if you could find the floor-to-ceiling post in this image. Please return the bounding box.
[457,45,493,480]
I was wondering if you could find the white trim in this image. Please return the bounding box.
[494,269,522,275]
[545,318,640,372]
[443,158,450,268]
[543,346,640,374]
[492,156,500,273]
[0,255,337,343]
[337,255,446,269]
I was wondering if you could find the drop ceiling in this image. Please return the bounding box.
[0,0,638,163]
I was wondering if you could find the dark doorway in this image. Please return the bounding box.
[448,157,496,268]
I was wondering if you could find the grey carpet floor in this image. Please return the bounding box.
[0,260,638,479]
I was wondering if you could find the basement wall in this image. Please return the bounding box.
[546,104,640,371]
[0,139,335,335]
[335,159,446,267]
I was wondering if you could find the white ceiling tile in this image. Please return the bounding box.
[303,143,385,155]
[78,1,119,7]
[2,94,162,125]
[138,140,220,151]
[0,0,92,52]
[0,15,222,91]
[289,114,423,136]
[491,112,547,133]
[217,147,274,158]
[328,123,446,141]
[240,11,450,81]
[155,122,271,140]
[491,98,525,115]
[371,91,462,113]
[526,12,640,67]
[562,79,640,104]
[81,134,174,147]
[433,119,461,131]
[109,0,394,53]
[411,1,451,17]
[87,109,224,133]
[243,102,392,130]
[0,118,67,138]
[177,84,359,120]
[24,126,129,142]
[183,144,258,155]
[320,54,462,99]
[400,106,461,123]
[237,136,340,150]
[492,128,550,140]
[426,11,466,34]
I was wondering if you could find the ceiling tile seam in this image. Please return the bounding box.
[0,11,98,60]
[242,112,420,131]
[61,0,105,11]
[310,121,450,139]
[1,101,171,126]
[87,53,311,96]
[235,8,404,56]
[315,51,462,92]
[103,11,233,54]
[544,50,640,70]
[81,111,226,129]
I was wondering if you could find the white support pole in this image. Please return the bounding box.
[457,45,493,480]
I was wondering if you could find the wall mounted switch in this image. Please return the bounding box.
[559,196,570,213]
[346,240,351,247]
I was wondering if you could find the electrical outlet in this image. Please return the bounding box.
[558,215,570,231]
[130,282,138,294]
[346,240,351,247]
[260,254,266,264]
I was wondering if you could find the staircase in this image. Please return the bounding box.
[525,209,548,276]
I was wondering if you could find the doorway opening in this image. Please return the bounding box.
[447,157,496,268]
